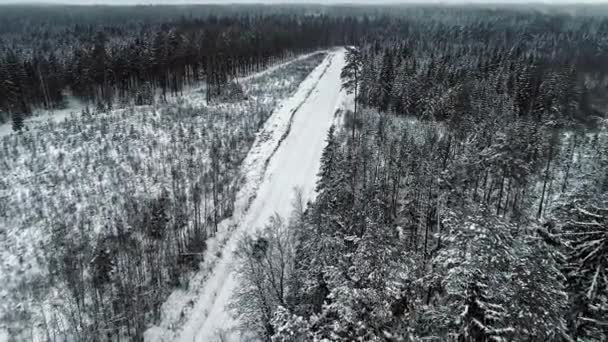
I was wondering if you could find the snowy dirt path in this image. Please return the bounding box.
[171,48,346,342]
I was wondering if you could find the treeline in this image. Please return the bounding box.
[4,4,607,129]
[0,8,362,128]
[229,8,608,342]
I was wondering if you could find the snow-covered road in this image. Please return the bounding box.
[173,48,347,342]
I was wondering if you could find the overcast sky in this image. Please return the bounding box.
[0,0,606,4]
[0,0,605,4]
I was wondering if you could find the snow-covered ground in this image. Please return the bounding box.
[145,48,349,342]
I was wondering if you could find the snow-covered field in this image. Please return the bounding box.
[144,48,350,342]
[0,51,327,341]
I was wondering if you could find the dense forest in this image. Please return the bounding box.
[1,3,608,342]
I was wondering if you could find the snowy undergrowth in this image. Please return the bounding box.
[0,52,327,341]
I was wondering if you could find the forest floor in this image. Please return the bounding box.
[145,48,351,342]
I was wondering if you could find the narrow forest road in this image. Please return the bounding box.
[175,49,347,342]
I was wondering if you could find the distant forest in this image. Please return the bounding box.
[2,4,608,129]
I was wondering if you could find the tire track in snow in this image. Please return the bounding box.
[234,52,335,225]
[261,53,335,176]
